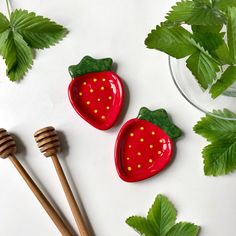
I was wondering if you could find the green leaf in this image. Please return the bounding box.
[192,31,231,65]
[0,28,10,54]
[145,25,196,59]
[194,109,236,176]
[227,7,236,64]
[214,0,236,11]
[165,1,195,24]
[213,43,231,65]
[191,25,223,34]
[126,216,157,236]
[166,1,225,26]
[68,56,113,78]
[186,51,220,89]
[191,26,230,65]
[138,107,182,140]
[210,66,236,98]
[147,194,177,236]
[0,13,9,33]
[0,30,33,81]
[203,140,236,176]
[10,9,68,49]
[166,222,200,236]
[212,109,236,119]
[187,3,225,25]
[193,0,212,6]
[192,31,222,51]
[193,109,236,143]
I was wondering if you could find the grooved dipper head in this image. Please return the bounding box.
[0,129,16,159]
[34,127,60,157]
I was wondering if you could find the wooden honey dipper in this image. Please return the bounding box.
[34,127,89,236]
[0,128,72,236]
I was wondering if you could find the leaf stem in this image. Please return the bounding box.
[5,0,11,18]
[211,0,214,7]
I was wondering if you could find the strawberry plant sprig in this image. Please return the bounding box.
[0,0,68,82]
[145,0,236,98]
[126,194,200,236]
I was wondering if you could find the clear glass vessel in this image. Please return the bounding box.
[169,56,236,120]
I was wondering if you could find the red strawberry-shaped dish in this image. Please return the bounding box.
[68,56,124,130]
[115,107,182,182]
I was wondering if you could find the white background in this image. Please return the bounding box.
[0,0,236,235]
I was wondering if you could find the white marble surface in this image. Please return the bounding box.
[0,0,235,235]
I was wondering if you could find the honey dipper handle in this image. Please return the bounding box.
[9,155,72,236]
[51,155,89,236]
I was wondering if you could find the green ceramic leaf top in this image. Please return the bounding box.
[137,107,182,140]
[68,55,113,78]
